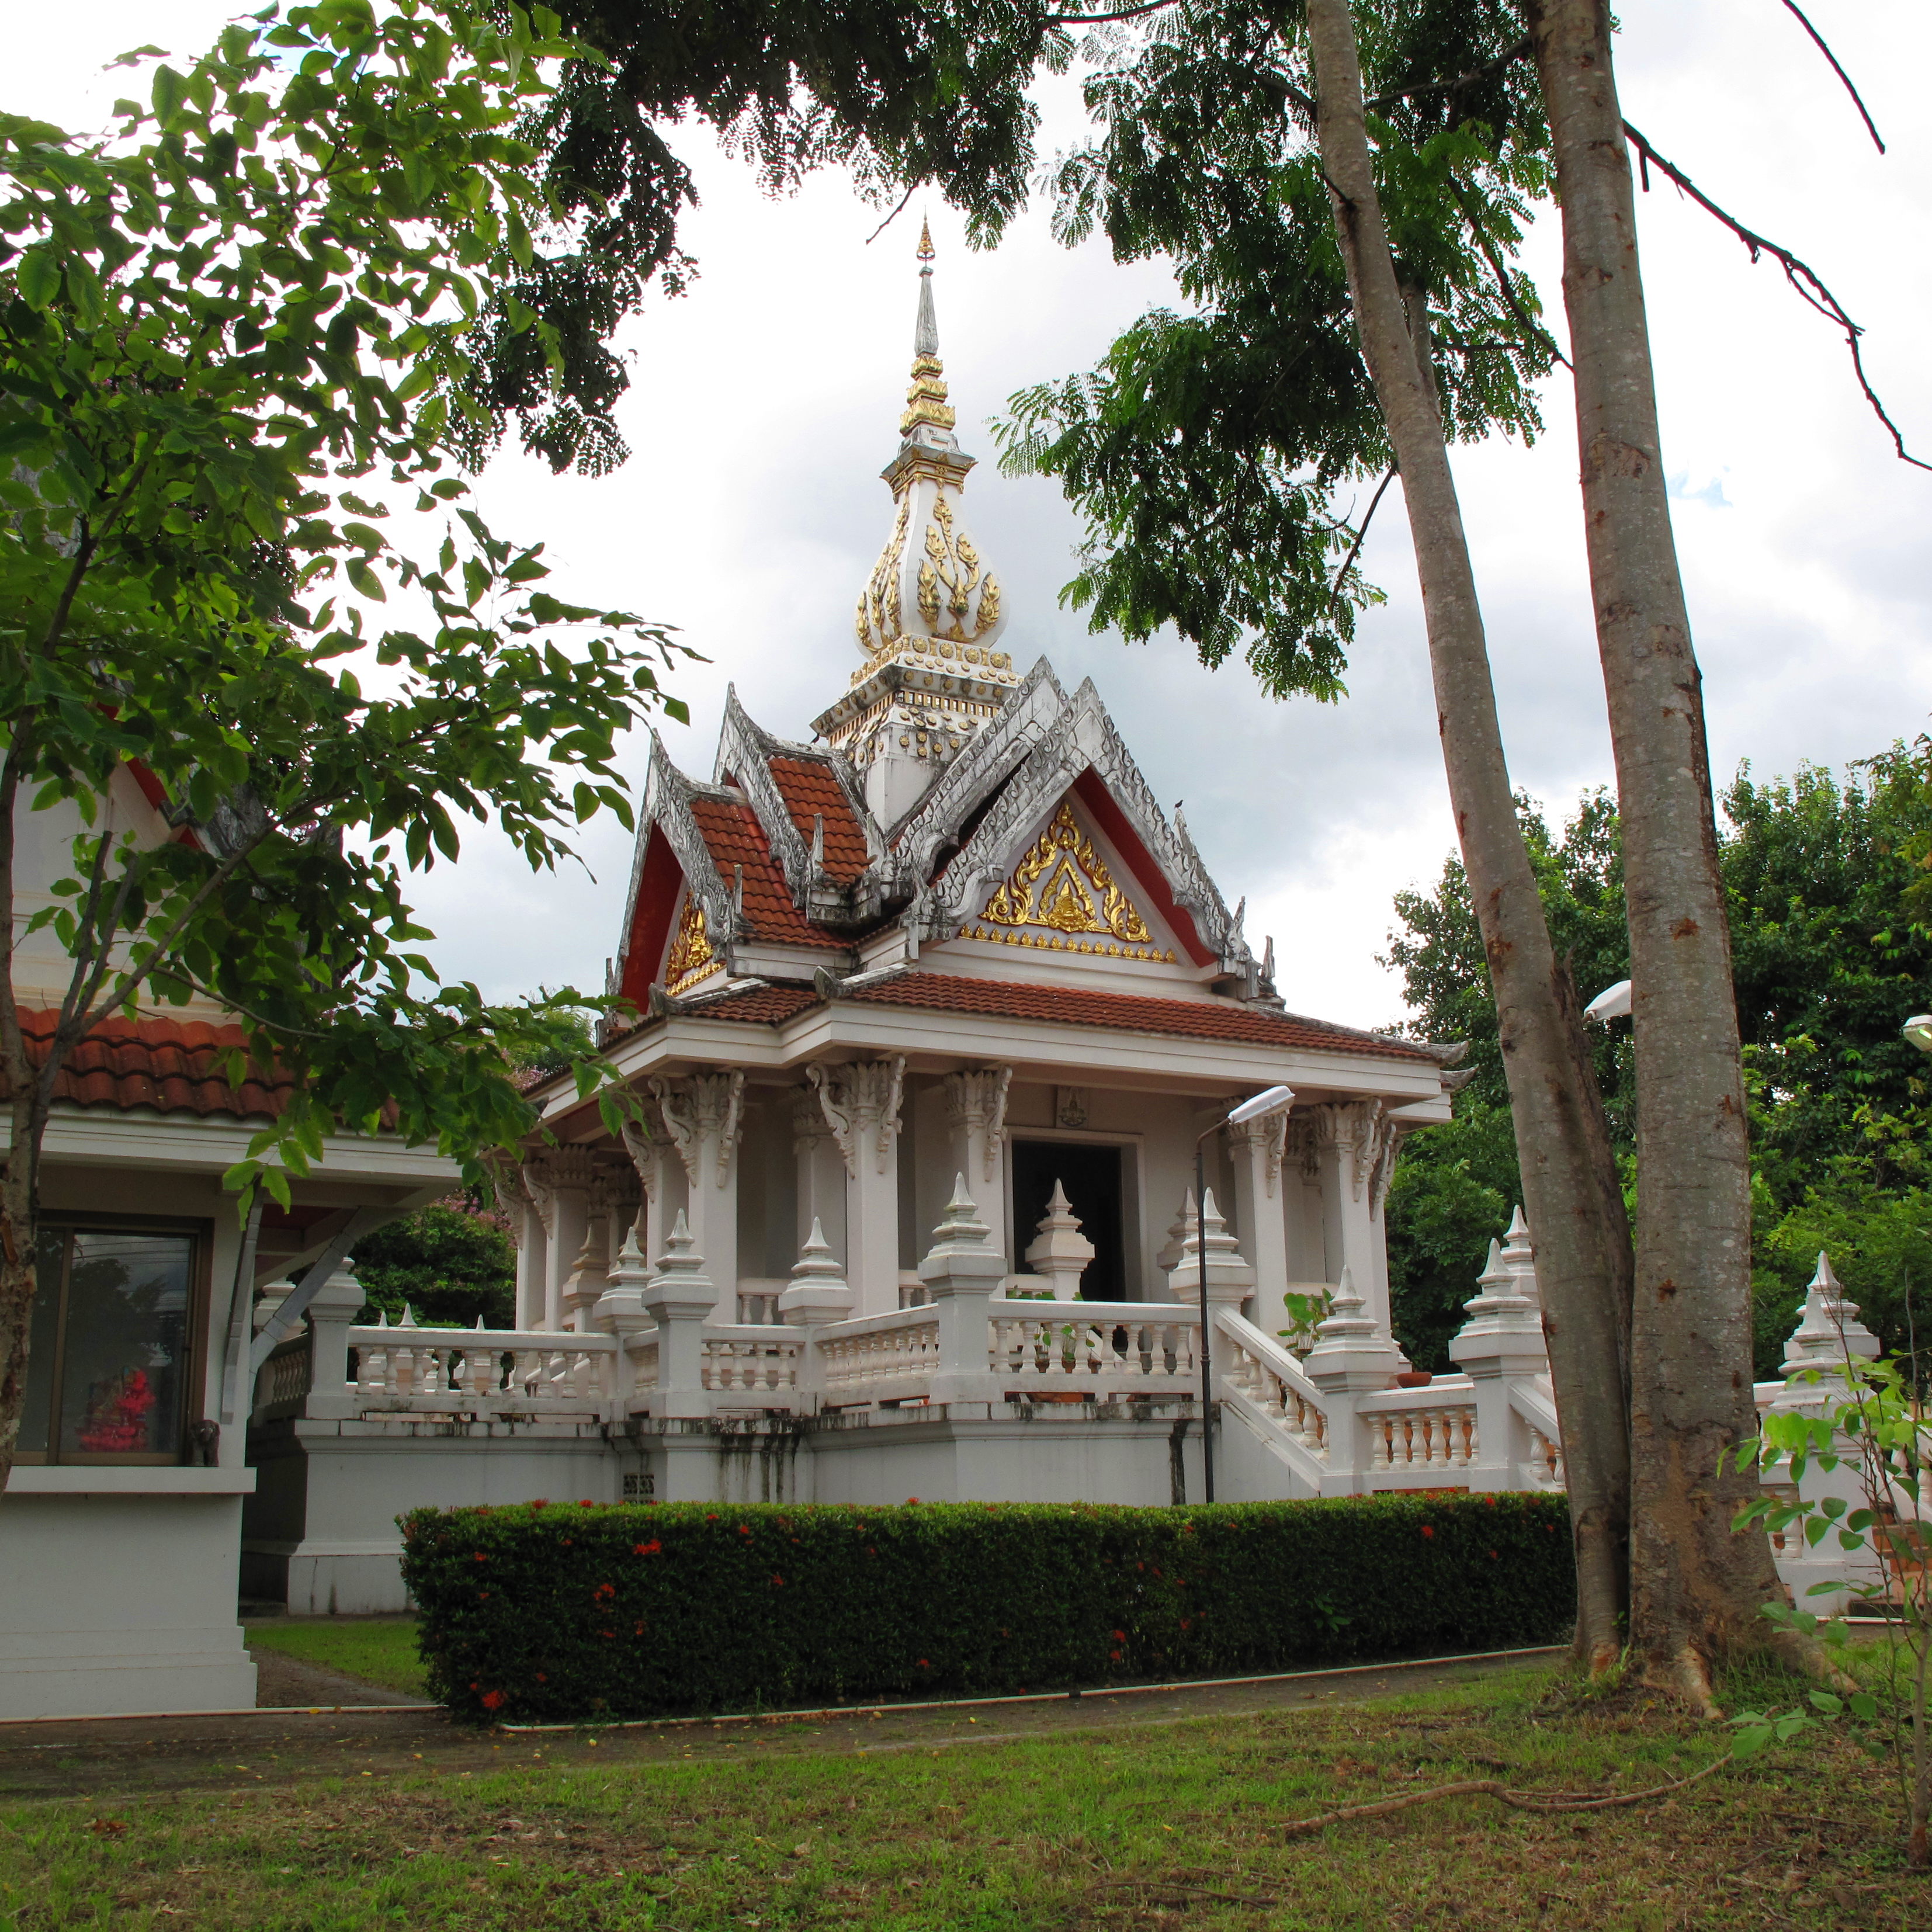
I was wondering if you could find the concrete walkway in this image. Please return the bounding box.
[0,1647,1559,1802]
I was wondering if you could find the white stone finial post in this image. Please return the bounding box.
[1155,1187,1196,1276]
[920,1175,1009,1404]
[1782,1251,1881,1380]
[1303,1265,1408,1391]
[1449,1213,1551,1492]
[1166,1187,1257,1312]
[299,1267,370,1421]
[595,1226,658,1407]
[781,1219,856,1406]
[641,1212,714,1417]
[1022,1181,1095,1298]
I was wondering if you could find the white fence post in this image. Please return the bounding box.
[641,1212,713,1418]
[922,1176,1008,1405]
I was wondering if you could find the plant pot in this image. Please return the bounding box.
[1393,1371,1435,1389]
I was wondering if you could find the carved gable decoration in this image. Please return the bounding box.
[663,892,722,996]
[961,802,1177,964]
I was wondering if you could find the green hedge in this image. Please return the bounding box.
[401,1493,1574,1725]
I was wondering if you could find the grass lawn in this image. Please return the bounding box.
[2,1661,1925,1929]
[245,1618,427,1698]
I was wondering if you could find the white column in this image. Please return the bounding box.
[809,1056,905,1318]
[620,1109,677,1287]
[792,1088,849,1267]
[1225,1112,1289,1323]
[1313,1101,1398,1341]
[561,1174,618,1332]
[533,1150,596,1334]
[648,1071,745,1324]
[516,1166,557,1329]
[942,1067,1011,1265]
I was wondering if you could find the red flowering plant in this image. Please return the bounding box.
[398,1493,1573,1726]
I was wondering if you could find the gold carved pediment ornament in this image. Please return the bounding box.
[664,893,722,996]
[916,492,1001,644]
[963,803,1177,964]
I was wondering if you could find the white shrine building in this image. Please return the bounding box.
[238,242,1879,1624]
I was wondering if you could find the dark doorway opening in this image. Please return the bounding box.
[1010,1140,1125,1300]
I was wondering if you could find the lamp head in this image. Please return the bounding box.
[1226,1084,1294,1126]
[1584,979,1632,1024]
[1903,1014,1932,1056]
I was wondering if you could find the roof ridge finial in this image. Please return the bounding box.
[903,216,952,439]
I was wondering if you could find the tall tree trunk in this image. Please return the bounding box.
[0,744,41,1500]
[1305,0,1634,1669]
[1525,0,1788,1709]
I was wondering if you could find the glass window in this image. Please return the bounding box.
[19,1226,197,1463]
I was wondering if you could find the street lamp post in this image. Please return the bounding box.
[1195,1083,1295,1503]
[1903,1014,1932,1057]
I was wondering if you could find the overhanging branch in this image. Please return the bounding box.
[1624,121,1929,473]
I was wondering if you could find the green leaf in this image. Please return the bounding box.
[15,248,61,312]
[346,558,387,602]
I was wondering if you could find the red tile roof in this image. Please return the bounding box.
[5,1008,293,1119]
[769,757,869,885]
[685,984,821,1024]
[670,973,1428,1060]
[845,975,1431,1057]
[686,795,838,948]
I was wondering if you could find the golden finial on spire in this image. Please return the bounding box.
[901,216,953,439]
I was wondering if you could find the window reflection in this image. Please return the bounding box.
[20,1227,195,1462]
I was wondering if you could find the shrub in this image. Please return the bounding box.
[401,1493,1574,1724]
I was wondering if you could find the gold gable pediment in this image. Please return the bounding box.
[664,893,723,996]
[962,802,1177,964]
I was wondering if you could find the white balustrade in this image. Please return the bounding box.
[816,1307,943,1398]
[1507,1383,1566,1488]
[736,1281,786,1326]
[1214,1309,1331,1460]
[343,1324,620,1416]
[1357,1392,1480,1473]
[259,1335,312,1410]
[988,1299,1200,1396]
[700,1324,804,1395]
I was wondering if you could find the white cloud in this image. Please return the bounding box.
[16,0,1931,1031]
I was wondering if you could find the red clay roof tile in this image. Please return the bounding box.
[686,795,838,948]
[768,757,869,885]
[670,972,1428,1060]
[6,1009,293,1120]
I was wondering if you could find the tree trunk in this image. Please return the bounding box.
[1306,0,1634,1669]
[0,743,40,1500]
[1526,0,1787,1709]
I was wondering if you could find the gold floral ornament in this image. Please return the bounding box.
[979,803,1160,949]
[664,894,722,995]
[917,494,1000,643]
[856,497,911,653]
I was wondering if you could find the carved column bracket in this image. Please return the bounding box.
[647,1070,746,1188]
[942,1065,1012,1184]
[809,1056,906,1177]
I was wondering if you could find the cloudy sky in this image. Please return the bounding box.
[20,3,1932,1028]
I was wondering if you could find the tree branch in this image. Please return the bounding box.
[863,182,918,246]
[1048,2,1178,22]
[1281,1751,1732,1836]
[1329,465,1396,608]
[1446,176,1570,370]
[1364,34,1533,113]
[1777,0,1885,154]
[1622,121,1929,472]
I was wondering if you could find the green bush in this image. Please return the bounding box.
[401,1493,1574,1725]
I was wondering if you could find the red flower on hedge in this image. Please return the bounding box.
[473,1552,489,1563]
[480,1690,507,1712]
[1421,1525,1435,1539]
[633,1541,662,1556]
[1111,1631,1126,1642]
[529,1500,549,1510]
[580,1500,595,1507]
[593,1583,616,1601]
[1110,1650,1122,1663]
[771,1574,785,1587]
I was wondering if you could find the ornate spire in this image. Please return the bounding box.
[901,219,955,442]
[820,223,1017,824]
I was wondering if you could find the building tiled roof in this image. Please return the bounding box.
[6,1008,293,1119]
[667,972,1428,1060]
[684,984,821,1024]
[769,757,869,885]
[686,795,838,948]
[845,974,1431,1058]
